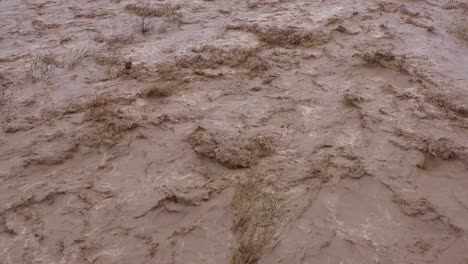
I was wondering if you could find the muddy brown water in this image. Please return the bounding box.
[0,0,467,263]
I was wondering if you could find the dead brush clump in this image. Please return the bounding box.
[420,137,460,160]
[244,57,271,78]
[138,17,153,35]
[392,194,436,217]
[174,45,270,78]
[63,94,134,115]
[176,46,258,69]
[94,51,123,66]
[188,127,274,169]
[359,50,409,72]
[160,12,184,29]
[84,95,134,119]
[81,96,138,146]
[330,153,368,179]
[426,93,468,118]
[99,33,134,49]
[343,89,364,107]
[394,129,462,162]
[125,3,180,17]
[442,0,457,9]
[156,63,186,81]
[74,10,112,19]
[0,72,7,87]
[442,0,464,10]
[146,83,173,98]
[246,0,294,9]
[31,19,60,31]
[231,174,282,264]
[246,0,259,9]
[307,148,368,184]
[361,51,396,65]
[227,23,330,48]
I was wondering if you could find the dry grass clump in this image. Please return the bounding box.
[68,47,89,70]
[125,3,180,17]
[227,23,330,48]
[231,174,282,264]
[25,52,60,83]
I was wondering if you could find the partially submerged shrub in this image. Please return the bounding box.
[343,90,364,107]
[231,174,282,264]
[146,84,172,97]
[455,19,468,42]
[94,51,123,66]
[427,93,468,118]
[420,138,459,160]
[394,130,462,162]
[125,3,180,17]
[177,46,258,69]
[173,45,269,77]
[227,23,330,48]
[188,127,274,168]
[81,95,138,146]
[442,0,460,9]
[362,51,396,65]
[68,47,89,70]
[103,33,134,49]
[94,51,125,79]
[25,52,59,83]
[139,17,152,34]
